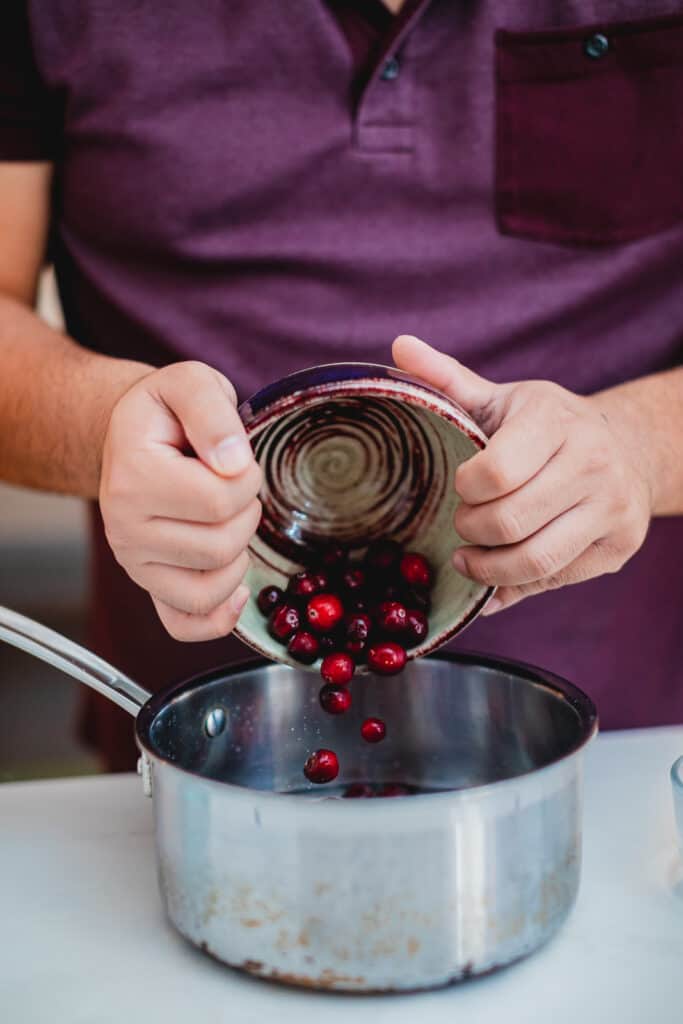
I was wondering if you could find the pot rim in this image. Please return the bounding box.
[135,651,599,808]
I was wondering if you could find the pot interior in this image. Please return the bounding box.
[139,655,596,795]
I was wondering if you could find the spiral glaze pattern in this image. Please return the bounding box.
[252,395,449,562]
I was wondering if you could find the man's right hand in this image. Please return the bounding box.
[99,361,262,641]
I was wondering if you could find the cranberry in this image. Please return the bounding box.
[257,585,284,616]
[319,684,352,715]
[287,570,323,601]
[313,571,330,591]
[307,593,344,633]
[399,552,433,590]
[365,538,402,573]
[320,652,355,686]
[318,631,342,653]
[376,600,407,634]
[345,612,372,642]
[303,749,339,785]
[367,641,407,676]
[378,782,410,797]
[317,542,348,572]
[287,630,320,664]
[341,567,366,594]
[405,609,429,647]
[343,783,375,799]
[361,717,386,743]
[268,603,300,643]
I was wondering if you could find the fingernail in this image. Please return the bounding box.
[211,435,252,476]
[482,596,502,616]
[231,584,250,616]
[453,551,468,576]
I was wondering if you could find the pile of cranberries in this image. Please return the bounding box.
[256,538,435,794]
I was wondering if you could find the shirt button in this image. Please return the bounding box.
[583,32,609,59]
[380,56,401,81]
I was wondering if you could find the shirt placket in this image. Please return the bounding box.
[354,0,432,156]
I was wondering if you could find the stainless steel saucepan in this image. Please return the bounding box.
[0,604,597,992]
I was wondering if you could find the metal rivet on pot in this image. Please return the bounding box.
[205,707,227,737]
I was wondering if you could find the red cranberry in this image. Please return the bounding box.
[318,631,342,653]
[378,782,411,797]
[345,612,372,641]
[399,552,433,590]
[365,538,402,573]
[341,567,366,594]
[405,609,429,647]
[317,542,348,571]
[320,652,355,686]
[257,585,284,616]
[287,630,320,664]
[303,749,339,785]
[376,600,407,634]
[343,783,375,799]
[361,717,386,743]
[319,684,352,715]
[268,603,300,642]
[307,593,344,632]
[313,571,330,591]
[367,641,407,676]
[287,570,323,601]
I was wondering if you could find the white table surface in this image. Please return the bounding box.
[2,727,682,1024]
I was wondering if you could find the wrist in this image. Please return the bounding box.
[589,384,660,517]
[87,356,155,498]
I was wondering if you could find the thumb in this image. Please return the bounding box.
[148,361,254,478]
[392,335,499,422]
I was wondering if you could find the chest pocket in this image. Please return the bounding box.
[495,13,683,246]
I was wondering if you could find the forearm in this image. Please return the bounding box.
[0,293,153,497]
[590,366,683,517]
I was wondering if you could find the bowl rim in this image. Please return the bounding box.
[671,755,683,791]
[136,650,599,812]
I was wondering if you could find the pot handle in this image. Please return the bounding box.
[0,605,151,716]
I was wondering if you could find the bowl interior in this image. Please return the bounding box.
[235,367,492,668]
[144,656,596,794]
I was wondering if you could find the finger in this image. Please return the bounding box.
[455,449,587,547]
[111,454,262,525]
[138,499,262,570]
[455,400,567,505]
[452,504,600,588]
[391,335,501,424]
[152,584,250,643]
[147,361,253,477]
[135,550,250,617]
[481,540,624,615]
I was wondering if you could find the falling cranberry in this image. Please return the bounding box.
[361,717,386,743]
[307,593,344,633]
[365,538,402,573]
[257,585,284,616]
[287,630,320,664]
[268,603,300,642]
[317,542,348,572]
[343,783,375,799]
[320,652,355,686]
[400,552,433,590]
[367,641,407,676]
[341,567,366,594]
[376,600,407,634]
[405,609,429,647]
[287,571,323,601]
[319,684,352,715]
[303,749,339,785]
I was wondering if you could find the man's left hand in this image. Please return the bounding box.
[393,335,654,615]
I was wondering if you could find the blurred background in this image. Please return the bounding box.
[0,271,100,780]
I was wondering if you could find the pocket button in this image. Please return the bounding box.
[583,32,610,59]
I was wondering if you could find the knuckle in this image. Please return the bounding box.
[481,456,515,495]
[492,505,525,545]
[521,545,557,580]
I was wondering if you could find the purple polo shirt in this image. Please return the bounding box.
[2,1,682,768]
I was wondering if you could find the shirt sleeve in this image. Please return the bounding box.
[0,2,57,160]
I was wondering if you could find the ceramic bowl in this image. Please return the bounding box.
[671,756,683,858]
[235,363,495,668]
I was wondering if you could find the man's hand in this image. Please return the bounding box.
[393,335,655,615]
[100,362,262,641]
